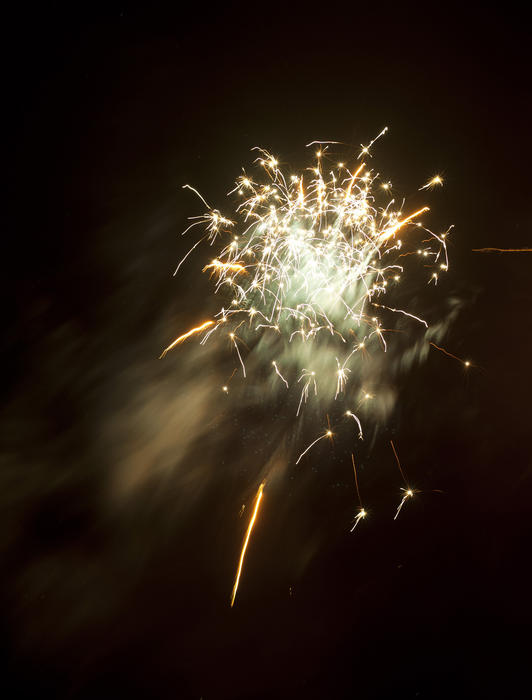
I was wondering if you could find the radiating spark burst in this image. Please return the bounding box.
[163,131,457,565]
[166,130,450,427]
[230,481,265,607]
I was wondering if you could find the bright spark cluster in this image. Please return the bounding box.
[164,131,460,604]
[168,129,452,421]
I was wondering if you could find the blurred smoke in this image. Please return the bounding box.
[1,170,466,695]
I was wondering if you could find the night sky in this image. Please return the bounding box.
[3,3,532,698]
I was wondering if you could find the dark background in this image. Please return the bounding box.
[3,2,531,698]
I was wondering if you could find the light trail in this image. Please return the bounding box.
[419,175,443,191]
[390,440,416,520]
[472,247,532,253]
[429,342,470,367]
[394,488,414,520]
[159,320,214,358]
[350,453,367,532]
[203,259,247,275]
[296,430,333,465]
[230,482,265,607]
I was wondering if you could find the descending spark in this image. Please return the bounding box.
[230,482,265,607]
[345,410,363,439]
[296,370,317,417]
[390,439,408,485]
[394,487,414,520]
[419,175,443,191]
[296,430,333,465]
[335,358,351,399]
[229,332,246,377]
[350,453,367,532]
[159,320,214,358]
[390,440,416,520]
[351,508,367,531]
[182,184,212,209]
[272,361,289,388]
[472,247,532,252]
[429,342,470,367]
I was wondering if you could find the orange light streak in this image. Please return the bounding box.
[159,320,214,358]
[230,482,265,607]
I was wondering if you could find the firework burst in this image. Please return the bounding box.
[163,130,458,602]
[165,129,452,416]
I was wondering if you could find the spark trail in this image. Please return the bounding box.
[351,453,367,531]
[230,482,265,607]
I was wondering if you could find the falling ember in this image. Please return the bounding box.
[419,175,444,191]
[159,320,214,358]
[296,430,333,465]
[429,342,470,368]
[230,482,265,607]
[394,488,415,520]
[390,441,416,520]
[472,247,532,253]
[351,508,367,531]
[350,453,367,532]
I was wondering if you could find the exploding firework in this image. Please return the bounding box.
[163,130,459,602]
[164,130,453,412]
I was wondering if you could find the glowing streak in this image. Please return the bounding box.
[346,410,363,439]
[472,248,532,253]
[306,140,342,147]
[272,361,289,388]
[351,509,367,531]
[230,333,246,377]
[230,482,265,607]
[429,342,470,367]
[373,303,428,328]
[335,358,351,398]
[379,207,430,242]
[419,175,443,191]
[159,320,214,358]
[174,235,208,275]
[345,162,366,198]
[183,184,212,209]
[390,439,409,484]
[350,452,367,531]
[394,488,414,520]
[296,430,332,465]
[203,259,247,274]
[389,441,415,519]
